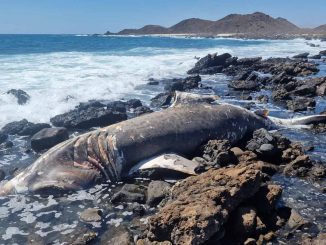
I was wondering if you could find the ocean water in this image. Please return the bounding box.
[0,35,325,127]
[0,35,326,244]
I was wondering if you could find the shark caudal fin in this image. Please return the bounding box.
[268,114,326,127]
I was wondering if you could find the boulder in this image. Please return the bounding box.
[132,106,153,117]
[251,184,282,214]
[293,53,309,59]
[319,50,326,56]
[0,119,50,136]
[187,53,232,74]
[146,181,171,206]
[201,140,237,167]
[0,133,8,144]
[111,184,146,204]
[126,99,142,109]
[286,97,316,112]
[145,165,263,244]
[80,208,103,223]
[31,127,69,152]
[164,75,200,91]
[50,101,127,129]
[283,155,313,177]
[6,89,30,105]
[229,80,260,91]
[150,92,173,108]
[236,57,262,66]
[309,54,321,59]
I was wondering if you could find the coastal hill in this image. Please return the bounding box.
[106,12,325,37]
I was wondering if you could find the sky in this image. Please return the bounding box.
[0,0,325,34]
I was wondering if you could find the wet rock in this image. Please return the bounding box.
[310,164,326,178]
[272,88,290,101]
[1,119,50,136]
[6,89,30,105]
[229,80,260,91]
[137,239,171,245]
[131,203,146,216]
[111,184,146,204]
[71,230,98,245]
[309,54,322,59]
[50,101,127,129]
[0,169,5,181]
[222,207,258,244]
[244,238,257,245]
[146,181,171,206]
[251,184,282,214]
[187,53,232,74]
[201,140,237,167]
[256,95,269,103]
[319,50,326,56]
[316,83,326,96]
[150,92,173,108]
[198,65,223,75]
[31,127,69,152]
[80,208,103,223]
[0,133,8,144]
[164,75,201,91]
[237,57,262,66]
[132,106,153,117]
[283,155,313,177]
[293,53,309,59]
[286,97,316,112]
[126,99,143,109]
[145,165,263,244]
[301,233,326,245]
[287,209,308,231]
[101,226,134,245]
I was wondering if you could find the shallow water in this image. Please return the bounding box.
[0,35,325,243]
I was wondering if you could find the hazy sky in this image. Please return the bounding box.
[0,0,325,34]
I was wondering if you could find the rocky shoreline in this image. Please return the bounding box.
[0,48,326,244]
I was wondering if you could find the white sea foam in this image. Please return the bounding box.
[0,38,325,127]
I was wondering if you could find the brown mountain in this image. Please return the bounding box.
[113,12,307,36]
[314,24,326,33]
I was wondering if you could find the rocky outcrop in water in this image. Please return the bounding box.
[6,89,30,105]
[31,127,69,152]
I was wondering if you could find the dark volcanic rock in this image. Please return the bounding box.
[320,50,326,56]
[0,133,8,144]
[309,54,321,59]
[145,165,263,244]
[187,53,232,74]
[164,75,201,91]
[201,140,237,167]
[150,92,173,108]
[126,99,142,109]
[31,127,69,152]
[111,184,146,204]
[132,106,153,117]
[6,89,30,105]
[147,181,171,206]
[286,97,316,112]
[229,80,260,91]
[1,119,50,136]
[0,169,5,181]
[236,57,262,66]
[50,101,127,129]
[293,53,309,59]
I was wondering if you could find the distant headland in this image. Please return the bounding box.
[105,12,326,39]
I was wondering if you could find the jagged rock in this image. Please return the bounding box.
[201,140,237,167]
[237,57,262,66]
[31,127,69,152]
[132,106,153,117]
[111,184,146,204]
[286,97,316,112]
[0,133,8,144]
[287,209,308,231]
[309,54,321,59]
[101,226,134,245]
[256,95,269,103]
[272,88,290,101]
[187,53,232,74]
[229,80,260,91]
[301,233,326,245]
[283,155,313,177]
[251,184,282,214]
[6,89,30,105]
[0,119,51,136]
[164,75,201,91]
[147,181,171,206]
[222,207,258,244]
[145,165,263,244]
[50,101,127,129]
[310,164,326,178]
[293,53,309,59]
[150,92,173,108]
[137,239,171,245]
[0,169,5,181]
[80,208,103,223]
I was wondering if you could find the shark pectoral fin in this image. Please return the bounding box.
[129,153,200,176]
